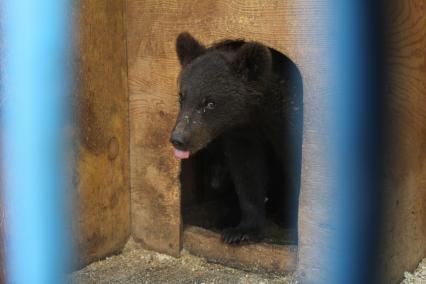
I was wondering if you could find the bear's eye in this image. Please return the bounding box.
[205,101,216,110]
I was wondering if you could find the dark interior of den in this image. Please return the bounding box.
[179,42,303,247]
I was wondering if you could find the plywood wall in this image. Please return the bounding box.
[379,1,426,283]
[125,1,332,276]
[74,0,130,267]
[126,0,425,282]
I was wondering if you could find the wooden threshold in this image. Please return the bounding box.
[183,226,297,274]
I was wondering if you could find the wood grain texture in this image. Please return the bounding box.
[379,1,426,283]
[74,0,130,267]
[184,226,297,273]
[126,0,332,277]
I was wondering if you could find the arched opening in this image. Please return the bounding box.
[178,43,303,271]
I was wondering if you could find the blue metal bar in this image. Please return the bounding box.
[296,1,383,283]
[327,1,382,283]
[2,1,72,283]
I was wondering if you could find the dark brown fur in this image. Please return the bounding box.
[171,32,303,244]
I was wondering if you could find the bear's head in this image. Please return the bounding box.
[170,32,272,159]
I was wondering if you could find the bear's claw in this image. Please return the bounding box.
[221,227,262,244]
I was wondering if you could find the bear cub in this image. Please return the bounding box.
[170,32,303,244]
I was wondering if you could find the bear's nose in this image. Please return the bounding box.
[170,133,186,149]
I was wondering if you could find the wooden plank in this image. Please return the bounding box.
[378,1,426,283]
[73,0,130,267]
[126,0,331,275]
[183,226,297,273]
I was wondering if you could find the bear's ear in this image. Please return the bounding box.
[233,42,272,83]
[176,32,206,66]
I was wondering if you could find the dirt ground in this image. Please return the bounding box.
[68,237,425,284]
[68,238,297,284]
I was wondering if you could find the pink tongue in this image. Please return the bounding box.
[174,148,190,159]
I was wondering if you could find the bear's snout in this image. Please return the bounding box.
[170,130,191,159]
[170,131,186,149]
[171,114,193,150]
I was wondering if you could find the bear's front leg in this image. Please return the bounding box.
[221,129,268,244]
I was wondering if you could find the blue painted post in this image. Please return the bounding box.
[325,1,382,283]
[297,1,383,283]
[2,1,72,283]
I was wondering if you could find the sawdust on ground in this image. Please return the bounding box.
[68,237,426,283]
[68,238,297,284]
[401,258,426,284]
